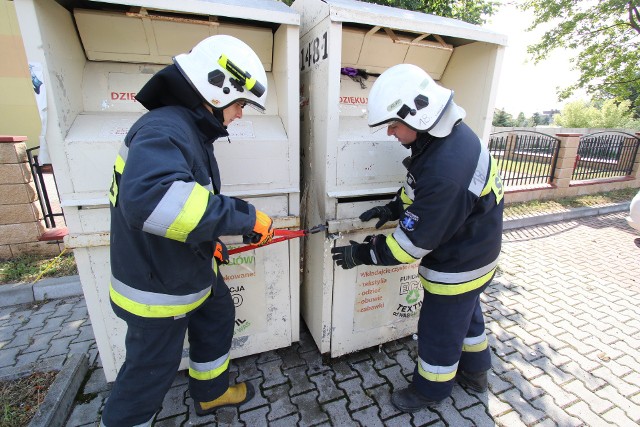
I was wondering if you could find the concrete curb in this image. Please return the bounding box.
[503,202,630,231]
[0,275,82,308]
[29,353,89,427]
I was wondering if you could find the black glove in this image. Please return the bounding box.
[359,206,394,229]
[331,240,373,270]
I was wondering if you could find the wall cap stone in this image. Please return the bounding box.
[0,136,28,143]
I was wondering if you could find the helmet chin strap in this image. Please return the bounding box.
[428,101,466,138]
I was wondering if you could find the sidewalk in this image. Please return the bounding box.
[0,204,638,426]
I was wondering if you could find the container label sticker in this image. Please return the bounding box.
[222,250,267,337]
[353,263,422,332]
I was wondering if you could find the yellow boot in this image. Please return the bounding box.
[194,382,255,416]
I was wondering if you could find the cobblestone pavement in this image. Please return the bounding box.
[1,212,639,426]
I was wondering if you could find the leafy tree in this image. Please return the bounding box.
[522,1,640,114]
[492,109,514,127]
[514,112,533,127]
[553,99,640,129]
[279,1,498,25]
[359,0,498,24]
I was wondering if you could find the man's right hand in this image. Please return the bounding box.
[243,210,274,246]
[359,206,394,229]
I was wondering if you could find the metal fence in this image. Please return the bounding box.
[488,131,560,188]
[26,146,64,228]
[572,132,640,181]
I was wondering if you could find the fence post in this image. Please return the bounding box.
[553,133,583,192]
[633,132,640,179]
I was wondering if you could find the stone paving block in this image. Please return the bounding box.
[284,365,315,396]
[65,303,89,323]
[72,325,95,343]
[499,369,545,400]
[498,388,546,425]
[367,383,402,420]
[602,407,639,427]
[336,376,374,412]
[382,412,413,426]
[156,385,188,420]
[379,364,409,393]
[351,404,384,427]
[42,335,75,359]
[322,398,358,427]
[256,349,280,364]
[276,346,305,370]
[264,383,297,421]
[560,361,607,391]
[83,368,112,395]
[344,349,372,365]
[64,392,105,427]
[352,358,388,390]
[47,301,76,319]
[529,357,573,386]
[15,349,45,366]
[55,319,84,339]
[37,316,66,336]
[450,384,482,410]
[460,403,496,427]
[2,327,31,348]
[234,354,261,382]
[565,400,606,426]
[238,405,270,426]
[370,348,397,370]
[16,312,49,332]
[487,370,512,395]
[494,409,528,426]
[328,358,358,382]
[564,380,614,414]
[485,392,513,419]
[410,406,441,425]
[557,348,601,374]
[20,331,57,354]
[591,366,638,397]
[436,397,475,426]
[291,390,329,425]
[594,385,640,421]
[393,348,415,376]
[530,394,582,426]
[257,359,287,389]
[503,352,545,380]
[309,371,344,403]
[530,375,578,407]
[300,347,331,375]
[267,413,301,427]
[240,378,269,411]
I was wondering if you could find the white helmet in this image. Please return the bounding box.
[368,64,464,137]
[174,35,267,111]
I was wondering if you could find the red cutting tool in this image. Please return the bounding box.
[227,224,326,255]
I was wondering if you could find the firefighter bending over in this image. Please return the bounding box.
[332,63,504,412]
[102,35,274,426]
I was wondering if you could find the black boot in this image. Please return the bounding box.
[456,370,488,392]
[391,384,442,412]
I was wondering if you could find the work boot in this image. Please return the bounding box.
[391,384,442,412]
[456,370,488,392]
[194,382,255,416]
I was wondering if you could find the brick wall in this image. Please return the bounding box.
[0,136,62,258]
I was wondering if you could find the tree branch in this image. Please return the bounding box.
[629,1,640,33]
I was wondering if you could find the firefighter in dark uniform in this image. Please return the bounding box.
[332,63,504,412]
[101,35,274,426]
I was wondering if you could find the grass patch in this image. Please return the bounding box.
[0,252,77,285]
[504,187,638,217]
[0,371,57,427]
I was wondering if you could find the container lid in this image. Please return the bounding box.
[322,0,506,46]
[88,0,300,26]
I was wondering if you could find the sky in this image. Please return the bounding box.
[483,1,585,117]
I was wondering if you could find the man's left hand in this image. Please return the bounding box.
[331,240,373,270]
